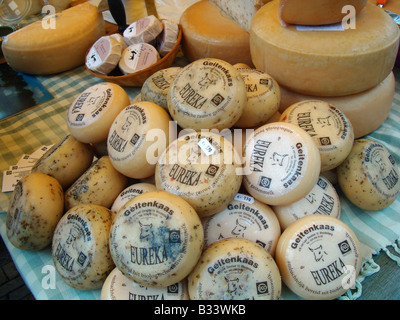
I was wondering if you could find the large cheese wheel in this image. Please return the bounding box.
[250,1,400,96]
[279,0,368,26]
[2,3,105,75]
[180,0,253,66]
[278,72,396,139]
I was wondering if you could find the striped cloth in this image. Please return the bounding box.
[1,59,400,299]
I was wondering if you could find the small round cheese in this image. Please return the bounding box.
[188,238,281,300]
[337,138,400,211]
[155,131,243,217]
[141,67,182,111]
[101,267,189,300]
[86,35,122,75]
[202,194,281,256]
[111,182,157,214]
[67,82,130,144]
[235,68,281,128]
[64,156,128,211]
[52,204,114,290]
[243,122,321,206]
[109,33,128,50]
[272,175,341,230]
[123,15,164,46]
[31,135,94,189]
[275,215,362,300]
[107,102,172,179]
[280,100,354,172]
[109,191,204,288]
[119,43,160,75]
[167,58,247,131]
[157,19,179,57]
[6,173,64,251]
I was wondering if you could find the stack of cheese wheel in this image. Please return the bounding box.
[250,0,400,138]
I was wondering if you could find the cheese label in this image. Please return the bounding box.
[86,37,111,69]
[120,43,159,74]
[234,193,254,204]
[296,23,345,32]
[198,137,216,156]
[124,16,151,38]
[240,68,274,99]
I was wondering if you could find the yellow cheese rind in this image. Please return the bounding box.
[275,215,362,300]
[188,238,281,300]
[52,204,114,290]
[31,135,94,189]
[337,139,400,211]
[111,182,157,214]
[1,3,105,75]
[109,191,204,288]
[250,1,400,96]
[6,173,64,251]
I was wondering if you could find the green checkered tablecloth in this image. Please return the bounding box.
[1,58,400,299]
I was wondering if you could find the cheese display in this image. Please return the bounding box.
[234,68,281,128]
[188,238,281,300]
[250,1,400,96]
[278,72,396,139]
[123,15,164,46]
[157,19,180,57]
[141,67,182,110]
[86,36,123,75]
[168,58,247,131]
[272,175,341,230]
[64,156,128,211]
[155,131,243,217]
[109,191,204,287]
[279,100,354,172]
[275,215,362,300]
[118,43,161,75]
[1,2,105,75]
[101,267,189,300]
[67,82,130,144]
[243,122,321,206]
[337,139,400,211]
[52,204,114,290]
[202,194,281,255]
[179,0,253,66]
[279,0,368,26]
[107,101,171,179]
[6,173,64,251]
[31,135,94,190]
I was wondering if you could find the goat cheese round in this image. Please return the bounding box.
[6,173,64,251]
[119,43,160,75]
[202,194,281,256]
[243,122,321,206]
[167,58,247,131]
[101,267,189,300]
[109,191,204,287]
[157,19,179,57]
[188,238,281,300]
[275,215,362,300]
[123,15,163,46]
[155,131,243,217]
[337,138,400,211]
[280,100,354,172]
[86,35,122,75]
[52,204,114,290]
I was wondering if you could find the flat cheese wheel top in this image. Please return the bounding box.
[101,267,189,300]
[168,58,247,131]
[202,194,281,256]
[275,215,362,300]
[188,238,281,300]
[243,122,321,206]
[280,100,354,172]
[111,182,157,214]
[337,138,400,211]
[109,191,204,288]
[155,130,243,217]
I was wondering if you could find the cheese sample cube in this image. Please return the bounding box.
[337,138,400,211]
[275,215,362,300]
[188,238,281,300]
[6,173,64,251]
[2,3,105,75]
[67,82,130,144]
[109,191,204,287]
[250,1,400,96]
[180,0,253,66]
[155,131,243,217]
[52,204,114,290]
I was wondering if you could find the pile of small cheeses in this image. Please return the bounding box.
[4,0,400,301]
[85,15,179,76]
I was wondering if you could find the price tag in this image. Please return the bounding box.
[234,193,254,204]
[198,138,215,156]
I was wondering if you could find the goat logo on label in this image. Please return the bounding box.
[139,221,154,241]
[309,244,328,262]
[231,219,247,237]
